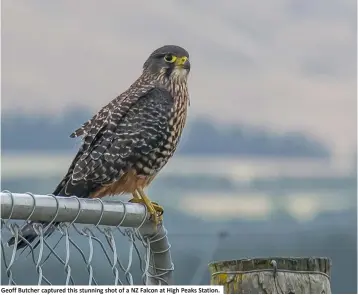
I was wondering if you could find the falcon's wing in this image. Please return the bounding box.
[58,87,174,197]
[70,83,155,139]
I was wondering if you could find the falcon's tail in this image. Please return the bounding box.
[6,220,58,251]
[7,149,94,251]
[7,184,94,251]
[7,186,66,251]
[6,185,62,250]
[6,181,69,251]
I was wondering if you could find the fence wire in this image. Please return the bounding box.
[0,191,174,286]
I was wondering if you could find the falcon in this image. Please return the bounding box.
[8,45,191,250]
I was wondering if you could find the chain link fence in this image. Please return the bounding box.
[1,191,174,286]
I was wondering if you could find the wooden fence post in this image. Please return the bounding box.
[209,257,331,294]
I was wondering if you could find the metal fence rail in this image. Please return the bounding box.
[0,191,174,286]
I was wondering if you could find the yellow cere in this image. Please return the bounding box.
[176,56,188,66]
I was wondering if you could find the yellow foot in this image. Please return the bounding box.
[129,198,164,225]
[132,188,165,226]
[151,202,164,216]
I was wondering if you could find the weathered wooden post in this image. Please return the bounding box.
[209,257,331,294]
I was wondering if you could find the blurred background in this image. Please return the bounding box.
[1,0,357,293]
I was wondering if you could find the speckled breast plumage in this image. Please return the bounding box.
[134,84,189,178]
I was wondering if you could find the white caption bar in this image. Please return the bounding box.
[1,286,224,295]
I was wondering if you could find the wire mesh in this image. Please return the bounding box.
[1,191,174,286]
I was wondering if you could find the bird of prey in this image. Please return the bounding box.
[8,45,191,250]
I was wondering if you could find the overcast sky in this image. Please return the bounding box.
[2,0,357,159]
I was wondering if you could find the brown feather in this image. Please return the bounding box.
[89,169,156,198]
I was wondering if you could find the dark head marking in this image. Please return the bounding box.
[143,45,190,76]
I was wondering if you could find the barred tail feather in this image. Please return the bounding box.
[7,181,94,251]
[6,149,93,251]
[6,221,57,250]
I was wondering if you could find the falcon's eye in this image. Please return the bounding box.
[164,54,177,63]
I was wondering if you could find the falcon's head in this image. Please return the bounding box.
[143,45,190,82]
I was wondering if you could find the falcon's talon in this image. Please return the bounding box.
[152,202,164,215]
[129,197,164,225]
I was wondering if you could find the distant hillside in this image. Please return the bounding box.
[1,109,330,158]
